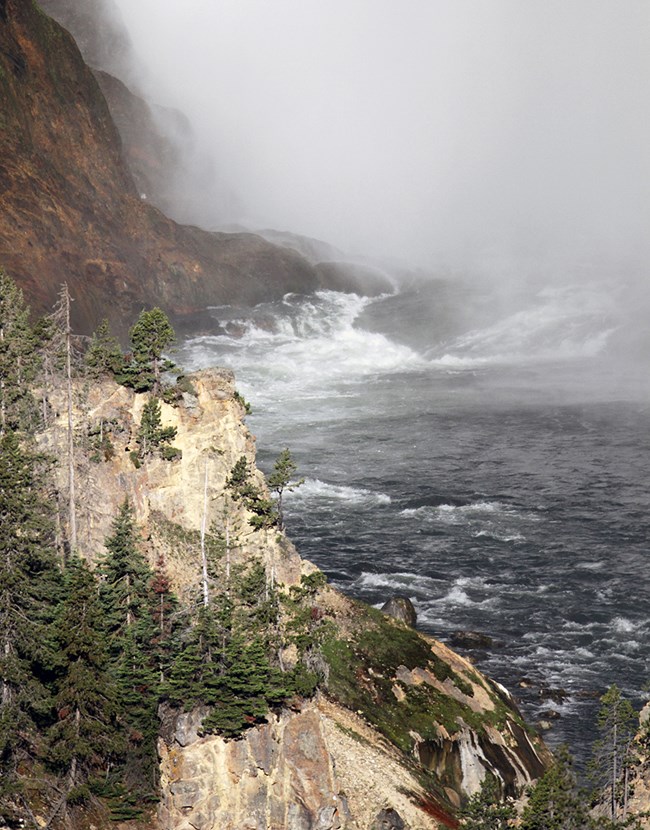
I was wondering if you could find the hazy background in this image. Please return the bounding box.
[111,0,650,283]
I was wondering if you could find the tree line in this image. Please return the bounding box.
[0,271,314,827]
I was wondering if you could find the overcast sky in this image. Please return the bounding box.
[112,1,650,280]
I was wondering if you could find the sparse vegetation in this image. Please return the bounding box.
[233,390,251,414]
[136,396,180,461]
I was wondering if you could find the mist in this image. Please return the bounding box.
[111,0,650,283]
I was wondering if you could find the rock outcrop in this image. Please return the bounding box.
[38,368,306,597]
[381,596,418,628]
[38,367,551,829]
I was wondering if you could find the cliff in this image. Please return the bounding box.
[37,367,550,830]
[0,0,370,335]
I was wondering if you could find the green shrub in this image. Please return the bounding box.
[160,445,182,462]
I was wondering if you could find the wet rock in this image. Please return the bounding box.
[537,720,554,732]
[575,689,602,700]
[380,597,417,628]
[538,709,561,721]
[538,688,569,704]
[450,630,494,650]
[371,807,407,829]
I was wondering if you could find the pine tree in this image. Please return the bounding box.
[226,456,278,529]
[591,685,638,823]
[0,270,39,434]
[164,560,289,738]
[459,774,516,830]
[47,557,118,806]
[100,501,153,638]
[150,553,179,684]
[49,284,81,554]
[136,397,177,459]
[85,319,124,378]
[0,431,60,815]
[267,448,304,530]
[99,501,159,798]
[127,308,175,394]
[520,746,592,830]
[164,603,227,708]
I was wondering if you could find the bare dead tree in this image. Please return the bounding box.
[50,284,79,557]
[200,460,210,608]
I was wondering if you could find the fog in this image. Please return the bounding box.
[111,0,650,282]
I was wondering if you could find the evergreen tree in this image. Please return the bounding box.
[127,308,175,394]
[226,456,256,501]
[150,553,179,684]
[100,501,153,637]
[136,397,177,459]
[84,318,124,378]
[47,557,118,803]
[165,603,227,707]
[0,270,39,434]
[267,448,304,530]
[459,774,516,830]
[520,746,592,830]
[591,685,638,823]
[0,431,60,815]
[226,456,278,529]
[48,283,82,554]
[164,560,288,738]
[100,501,160,797]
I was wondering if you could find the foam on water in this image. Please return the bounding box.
[287,478,391,507]
[612,616,637,634]
[181,290,425,406]
[474,530,525,542]
[401,500,506,519]
[180,280,650,763]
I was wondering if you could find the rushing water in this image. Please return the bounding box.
[178,278,650,763]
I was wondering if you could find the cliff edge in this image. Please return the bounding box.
[38,367,550,830]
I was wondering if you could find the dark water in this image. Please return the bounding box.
[179,279,650,763]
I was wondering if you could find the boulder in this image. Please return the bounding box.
[449,630,494,650]
[380,597,417,628]
[538,688,569,704]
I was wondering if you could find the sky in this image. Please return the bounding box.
[111,0,650,281]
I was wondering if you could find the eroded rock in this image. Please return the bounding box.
[449,630,494,650]
[381,597,417,628]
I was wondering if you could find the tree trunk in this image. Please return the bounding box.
[159,592,165,683]
[0,323,5,434]
[1,639,11,707]
[200,460,209,607]
[63,285,77,555]
[612,721,618,821]
[126,572,132,627]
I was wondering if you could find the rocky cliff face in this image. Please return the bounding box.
[1,0,390,335]
[38,0,223,228]
[38,368,306,597]
[0,1,333,335]
[38,367,550,829]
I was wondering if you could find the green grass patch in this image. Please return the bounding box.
[320,602,529,760]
